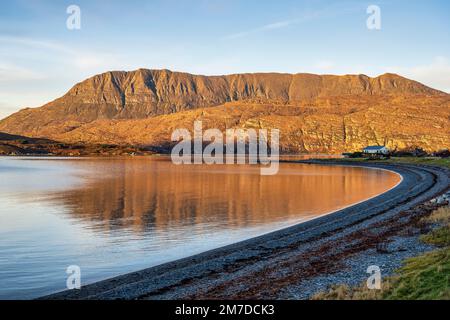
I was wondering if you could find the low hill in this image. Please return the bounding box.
[0,70,448,153]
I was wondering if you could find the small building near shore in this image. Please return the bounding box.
[363,145,389,155]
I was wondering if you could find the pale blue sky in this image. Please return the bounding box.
[1,0,449,119]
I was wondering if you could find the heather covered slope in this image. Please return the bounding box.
[0,70,448,153]
[20,95,450,154]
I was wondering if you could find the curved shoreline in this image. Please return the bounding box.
[41,162,450,300]
[275,165,404,231]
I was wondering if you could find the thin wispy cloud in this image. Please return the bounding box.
[224,18,307,40]
[0,35,130,117]
[314,60,335,71]
[0,36,126,72]
[0,62,46,82]
[222,2,355,40]
[0,101,20,119]
[0,35,75,54]
[0,0,448,119]
[385,57,450,93]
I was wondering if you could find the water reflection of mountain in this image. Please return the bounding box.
[51,159,399,234]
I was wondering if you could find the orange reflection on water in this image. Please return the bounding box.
[52,158,401,234]
[0,157,401,299]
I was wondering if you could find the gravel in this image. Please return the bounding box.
[40,162,450,300]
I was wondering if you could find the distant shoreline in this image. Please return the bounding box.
[40,161,449,300]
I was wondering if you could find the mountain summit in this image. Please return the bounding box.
[0,69,448,153]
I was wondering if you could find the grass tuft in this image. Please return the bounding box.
[421,227,450,247]
[421,207,450,247]
[312,205,450,300]
[384,248,450,300]
[326,156,450,168]
[425,207,450,224]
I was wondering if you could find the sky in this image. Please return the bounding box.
[0,0,449,119]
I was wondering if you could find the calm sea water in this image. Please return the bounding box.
[0,157,400,299]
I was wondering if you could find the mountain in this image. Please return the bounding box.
[0,69,449,153]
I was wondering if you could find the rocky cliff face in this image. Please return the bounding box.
[0,69,448,153]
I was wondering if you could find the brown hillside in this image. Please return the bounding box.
[0,70,448,153]
[27,95,450,154]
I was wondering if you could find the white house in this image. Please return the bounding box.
[363,146,389,155]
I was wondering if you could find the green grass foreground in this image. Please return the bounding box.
[312,174,450,300]
[319,156,450,169]
[385,157,450,168]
